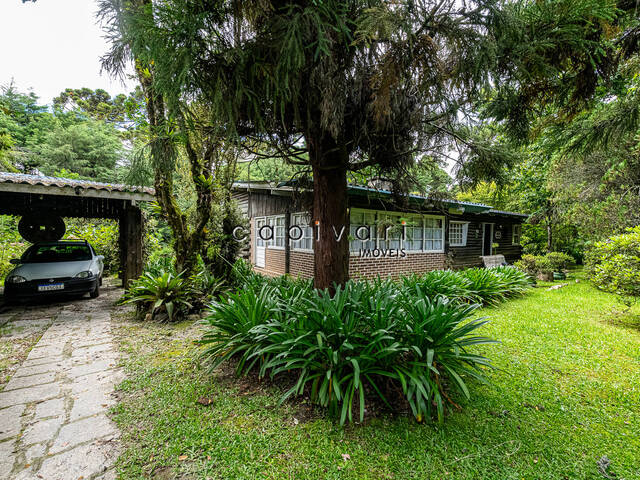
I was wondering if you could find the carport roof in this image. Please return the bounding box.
[0,172,155,202]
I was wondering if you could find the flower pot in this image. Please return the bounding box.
[553,271,566,280]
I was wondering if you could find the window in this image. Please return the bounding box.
[350,209,376,251]
[291,213,314,250]
[449,221,469,247]
[377,212,403,250]
[424,217,444,251]
[274,215,285,247]
[257,215,285,248]
[404,214,424,251]
[512,224,522,245]
[22,244,92,263]
[348,209,444,253]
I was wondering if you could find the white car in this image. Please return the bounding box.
[4,240,104,302]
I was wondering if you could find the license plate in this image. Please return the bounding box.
[38,283,64,292]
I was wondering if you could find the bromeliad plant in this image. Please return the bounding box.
[124,271,193,322]
[201,269,517,424]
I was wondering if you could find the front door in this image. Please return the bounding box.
[482,223,494,256]
[255,218,266,268]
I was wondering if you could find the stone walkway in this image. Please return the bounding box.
[0,287,123,480]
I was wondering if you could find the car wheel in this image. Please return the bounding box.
[90,283,100,299]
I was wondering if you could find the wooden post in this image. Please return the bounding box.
[118,216,126,284]
[120,204,143,289]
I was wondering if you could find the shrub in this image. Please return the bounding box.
[401,270,478,304]
[189,263,227,309]
[587,226,640,307]
[545,252,576,272]
[229,258,264,289]
[203,280,494,424]
[201,266,530,424]
[124,271,193,322]
[514,252,575,278]
[513,254,541,277]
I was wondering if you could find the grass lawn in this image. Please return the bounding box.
[111,272,640,479]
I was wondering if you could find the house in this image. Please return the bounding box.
[232,181,528,280]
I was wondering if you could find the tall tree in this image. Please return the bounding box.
[99,0,238,276]
[0,84,122,178]
[99,0,623,289]
[113,0,524,290]
[53,87,146,135]
[28,120,123,181]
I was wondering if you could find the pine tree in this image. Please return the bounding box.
[99,0,622,289]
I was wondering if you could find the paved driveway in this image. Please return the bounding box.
[0,286,124,480]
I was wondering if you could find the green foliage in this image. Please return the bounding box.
[401,270,479,304]
[188,261,227,310]
[112,270,640,479]
[28,120,122,181]
[126,255,228,320]
[544,252,576,272]
[53,87,146,130]
[64,219,119,274]
[0,83,128,180]
[587,226,640,306]
[459,267,531,305]
[513,254,545,277]
[514,252,576,278]
[0,241,26,281]
[202,267,530,424]
[124,271,193,322]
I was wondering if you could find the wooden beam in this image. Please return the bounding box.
[120,206,144,289]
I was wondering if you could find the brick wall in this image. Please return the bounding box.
[248,216,521,280]
[255,249,447,281]
[290,251,314,279]
[349,253,447,280]
[254,247,286,277]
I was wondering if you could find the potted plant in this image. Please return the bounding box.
[535,256,554,282]
[514,254,553,282]
[545,252,576,280]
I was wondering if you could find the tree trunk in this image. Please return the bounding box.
[546,219,553,253]
[309,135,349,292]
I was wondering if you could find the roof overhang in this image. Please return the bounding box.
[231,181,529,219]
[0,172,155,202]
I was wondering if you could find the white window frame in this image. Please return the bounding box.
[403,213,425,252]
[273,215,286,248]
[290,212,314,252]
[422,215,445,253]
[348,208,445,254]
[349,208,377,252]
[256,214,286,250]
[449,221,469,247]
[512,224,522,245]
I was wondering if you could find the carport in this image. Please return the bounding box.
[0,172,155,287]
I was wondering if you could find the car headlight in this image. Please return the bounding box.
[6,275,27,284]
[75,271,93,279]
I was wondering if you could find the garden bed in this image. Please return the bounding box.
[110,271,640,479]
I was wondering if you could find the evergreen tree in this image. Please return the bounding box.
[99,0,621,289]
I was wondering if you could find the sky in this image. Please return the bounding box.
[0,0,136,105]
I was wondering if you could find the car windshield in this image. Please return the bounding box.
[21,244,92,263]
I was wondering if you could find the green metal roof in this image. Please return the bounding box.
[233,181,529,218]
